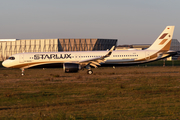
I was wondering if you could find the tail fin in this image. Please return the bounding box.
[147,26,175,52]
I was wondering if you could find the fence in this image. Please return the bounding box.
[138,60,180,66]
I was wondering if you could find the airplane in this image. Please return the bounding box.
[2,26,177,75]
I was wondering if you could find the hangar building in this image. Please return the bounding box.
[0,38,117,61]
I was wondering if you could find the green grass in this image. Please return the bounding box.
[0,67,180,119]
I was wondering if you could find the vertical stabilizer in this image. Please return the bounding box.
[147,26,174,52]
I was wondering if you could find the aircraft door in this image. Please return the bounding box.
[19,54,24,63]
[145,51,150,60]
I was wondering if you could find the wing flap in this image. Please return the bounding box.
[91,61,101,66]
[90,63,98,68]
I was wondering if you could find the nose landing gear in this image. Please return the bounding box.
[21,68,24,76]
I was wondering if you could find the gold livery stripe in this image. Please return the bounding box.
[159,39,168,45]
[10,61,62,69]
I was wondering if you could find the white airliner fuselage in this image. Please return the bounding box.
[2,50,174,67]
[2,26,176,75]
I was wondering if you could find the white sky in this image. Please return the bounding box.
[0,0,179,45]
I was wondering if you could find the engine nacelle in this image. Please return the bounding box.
[63,63,81,73]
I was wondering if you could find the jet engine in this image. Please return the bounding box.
[63,63,81,73]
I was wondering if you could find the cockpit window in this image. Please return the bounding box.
[8,57,15,60]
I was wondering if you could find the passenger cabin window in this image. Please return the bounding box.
[8,57,15,60]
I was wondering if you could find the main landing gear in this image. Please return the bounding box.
[87,70,93,75]
[86,65,93,75]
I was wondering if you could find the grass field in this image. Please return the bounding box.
[1,66,180,119]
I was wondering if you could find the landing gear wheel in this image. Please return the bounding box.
[87,70,93,75]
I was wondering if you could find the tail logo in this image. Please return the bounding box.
[159,33,168,39]
[159,39,168,45]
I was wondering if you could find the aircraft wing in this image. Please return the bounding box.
[79,46,115,68]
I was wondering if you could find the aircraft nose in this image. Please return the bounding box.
[2,60,9,68]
